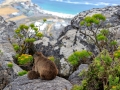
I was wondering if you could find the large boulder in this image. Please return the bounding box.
[4,76,72,90]
[34,29,89,77]
[68,64,88,85]
[0,64,16,90]
[71,5,120,29]
[0,16,22,89]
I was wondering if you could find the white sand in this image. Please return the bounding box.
[41,10,75,18]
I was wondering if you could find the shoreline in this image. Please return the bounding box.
[0,0,75,19]
[39,9,75,18]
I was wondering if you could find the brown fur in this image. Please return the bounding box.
[27,52,58,80]
[27,64,40,80]
[27,71,40,80]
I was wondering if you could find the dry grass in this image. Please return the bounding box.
[7,15,27,21]
[0,6,18,15]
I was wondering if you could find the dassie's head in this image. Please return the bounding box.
[33,52,42,59]
[33,52,44,62]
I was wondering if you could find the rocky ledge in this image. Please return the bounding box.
[4,76,72,90]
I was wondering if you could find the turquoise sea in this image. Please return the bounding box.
[31,0,120,15]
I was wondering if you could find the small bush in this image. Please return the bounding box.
[72,49,120,90]
[18,70,27,76]
[13,23,45,57]
[18,54,33,65]
[110,40,117,46]
[43,18,47,22]
[97,34,107,41]
[114,49,120,58]
[25,38,36,43]
[7,62,13,68]
[48,56,55,62]
[80,14,117,53]
[12,43,20,51]
[71,85,82,90]
[36,32,44,38]
[68,50,92,66]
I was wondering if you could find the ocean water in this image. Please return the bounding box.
[31,0,120,15]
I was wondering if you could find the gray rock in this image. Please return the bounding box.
[0,64,15,90]
[71,5,120,29]
[68,64,88,85]
[0,16,23,89]
[34,29,87,77]
[4,76,72,90]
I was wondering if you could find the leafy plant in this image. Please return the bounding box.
[71,85,82,90]
[18,54,33,65]
[80,14,117,53]
[18,70,27,76]
[7,62,13,68]
[12,43,20,51]
[114,49,120,58]
[68,50,92,66]
[13,19,46,57]
[72,49,120,90]
[48,56,55,62]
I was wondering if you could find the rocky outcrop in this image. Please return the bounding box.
[0,16,22,89]
[34,29,89,77]
[4,76,72,90]
[68,64,88,85]
[33,5,120,78]
[71,5,120,29]
[0,65,15,89]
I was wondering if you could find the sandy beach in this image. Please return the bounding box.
[0,6,18,15]
[6,15,27,21]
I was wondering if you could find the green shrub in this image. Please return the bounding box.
[68,50,92,66]
[18,54,33,65]
[13,23,45,57]
[97,34,107,41]
[114,49,120,58]
[30,23,35,28]
[48,56,55,62]
[12,43,20,51]
[43,18,47,22]
[71,85,82,90]
[7,62,13,68]
[25,38,36,43]
[80,14,117,53]
[110,40,117,46]
[72,49,120,90]
[36,32,44,38]
[18,70,27,76]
